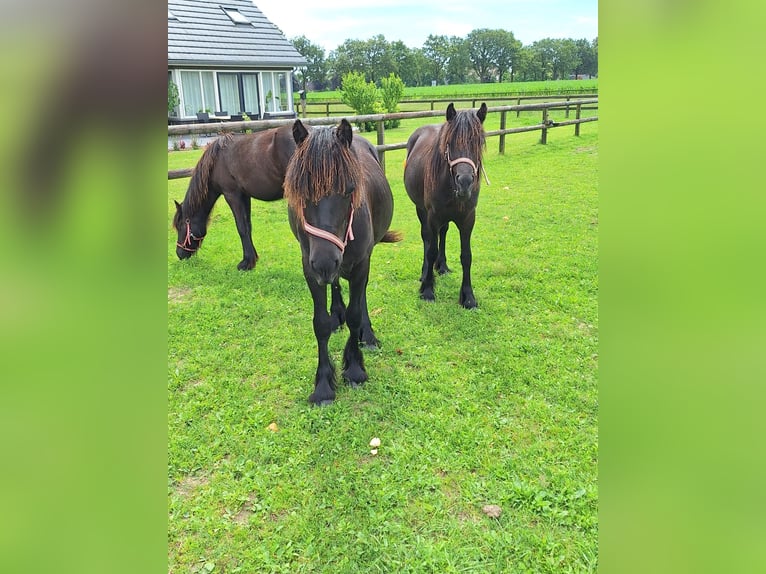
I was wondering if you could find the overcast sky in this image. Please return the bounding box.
[252,0,598,52]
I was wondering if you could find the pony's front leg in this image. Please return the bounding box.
[306,278,337,406]
[224,193,258,270]
[457,211,477,309]
[342,262,370,386]
[329,279,346,332]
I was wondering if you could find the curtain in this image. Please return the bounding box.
[201,72,215,112]
[218,74,239,114]
[262,73,275,113]
[242,74,260,116]
[180,71,202,117]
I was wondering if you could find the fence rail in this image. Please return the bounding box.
[168,98,598,179]
[303,93,598,117]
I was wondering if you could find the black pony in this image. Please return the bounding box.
[284,119,401,405]
[172,125,296,270]
[403,103,487,308]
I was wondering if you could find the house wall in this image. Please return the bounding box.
[168,67,296,119]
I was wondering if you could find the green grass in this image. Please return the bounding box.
[306,79,598,103]
[168,118,598,573]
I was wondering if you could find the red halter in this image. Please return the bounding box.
[177,219,205,252]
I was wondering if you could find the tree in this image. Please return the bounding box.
[466,29,498,82]
[552,39,580,79]
[390,41,424,86]
[529,38,558,80]
[592,37,598,76]
[423,34,451,84]
[445,37,470,84]
[494,30,522,82]
[291,35,328,91]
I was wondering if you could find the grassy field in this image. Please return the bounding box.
[168,113,598,572]
[306,79,598,103]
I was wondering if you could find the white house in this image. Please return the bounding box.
[168,0,307,122]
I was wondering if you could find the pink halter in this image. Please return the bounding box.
[302,206,355,254]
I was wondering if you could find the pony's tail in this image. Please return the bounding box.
[186,133,233,209]
[380,230,403,243]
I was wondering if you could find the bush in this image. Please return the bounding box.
[168,81,180,115]
[380,73,404,128]
[340,72,382,132]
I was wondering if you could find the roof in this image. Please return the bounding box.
[168,0,307,68]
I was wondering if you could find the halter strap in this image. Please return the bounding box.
[302,206,355,254]
[177,219,205,252]
[445,144,490,185]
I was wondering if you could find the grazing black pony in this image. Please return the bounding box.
[172,125,296,270]
[403,103,487,308]
[284,119,401,406]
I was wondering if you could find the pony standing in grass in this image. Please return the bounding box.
[284,119,401,405]
[404,103,487,308]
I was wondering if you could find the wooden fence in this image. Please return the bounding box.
[302,93,598,117]
[168,98,598,180]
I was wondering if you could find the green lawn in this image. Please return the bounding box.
[168,117,598,573]
[306,79,598,102]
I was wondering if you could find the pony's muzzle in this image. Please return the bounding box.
[454,171,475,199]
[176,246,194,260]
[309,250,342,285]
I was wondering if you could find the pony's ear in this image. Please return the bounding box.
[446,103,456,122]
[292,120,309,145]
[477,103,487,123]
[337,118,353,148]
[174,200,182,211]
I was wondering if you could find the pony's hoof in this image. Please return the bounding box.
[460,298,478,309]
[237,259,256,271]
[420,290,435,302]
[343,366,368,387]
[436,264,451,275]
[309,389,335,406]
[360,329,380,350]
[309,395,335,407]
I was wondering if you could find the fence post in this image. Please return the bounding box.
[541,108,548,145]
[516,97,521,117]
[326,102,330,117]
[565,96,570,118]
[575,103,582,137]
[376,120,386,172]
[499,111,507,155]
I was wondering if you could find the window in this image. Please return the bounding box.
[262,72,292,113]
[222,8,250,24]
[168,10,177,20]
[180,70,216,117]
[217,72,261,117]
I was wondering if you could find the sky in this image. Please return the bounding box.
[252,0,598,53]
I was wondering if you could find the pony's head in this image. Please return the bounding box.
[172,199,207,260]
[284,119,363,285]
[437,102,487,200]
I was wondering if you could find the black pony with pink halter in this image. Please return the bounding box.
[403,103,488,308]
[284,119,401,406]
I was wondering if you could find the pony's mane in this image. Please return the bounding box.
[424,109,486,195]
[284,127,364,223]
[184,132,234,215]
